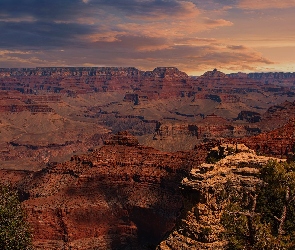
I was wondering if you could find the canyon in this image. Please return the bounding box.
[1,67,295,168]
[3,132,204,249]
[1,67,295,249]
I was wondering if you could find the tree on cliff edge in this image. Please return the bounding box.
[0,184,32,250]
[257,160,295,246]
[222,160,295,249]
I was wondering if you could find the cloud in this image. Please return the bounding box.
[0,15,37,23]
[127,1,200,20]
[90,35,170,52]
[226,45,247,50]
[0,0,86,22]
[0,0,234,50]
[0,20,98,49]
[0,50,49,67]
[0,0,285,74]
[203,18,233,27]
[114,16,233,41]
[190,0,237,10]
[0,40,274,75]
[174,37,217,46]
[239,0,295,9]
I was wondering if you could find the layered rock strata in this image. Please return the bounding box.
[19,134,200,249]
[157,145,282,249]
[241,119,295,157]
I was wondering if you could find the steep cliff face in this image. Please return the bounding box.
[2,67,295,171]
[151,115,261,152]
[0,91,55,113]
[1,67,294,103]
[246,72,295,85]
[236,111,261,123]
[0,67,189,98]
[20,133,199,249]
[143,67,188,80]
[259,100,295,131]
[241,119,295,157]
[157,145,282,250]
[200,69,226,79]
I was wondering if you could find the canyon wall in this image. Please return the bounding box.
[18,133,201,249]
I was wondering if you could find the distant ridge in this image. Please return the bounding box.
[0,67,294,78]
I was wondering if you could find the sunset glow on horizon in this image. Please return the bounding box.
[0,0,295,75]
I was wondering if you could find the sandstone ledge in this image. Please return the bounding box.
[157,145,285,250]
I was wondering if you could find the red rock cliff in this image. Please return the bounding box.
[19,135,199,249]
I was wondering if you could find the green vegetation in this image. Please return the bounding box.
[0,184,32,250]
[222,160,295,249]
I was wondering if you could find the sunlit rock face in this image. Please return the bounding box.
[157,145,282,250]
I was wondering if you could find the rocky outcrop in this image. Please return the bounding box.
[0,169,31,186]
[18,142,199,249]
[153,115,261,146]
[236,111,261,123]
[143,67,188,80]
[200,69,226,79]
[0,104,54,113]
[124,93,139,105]
[193,94,240,103]
[246,72,295,85]
[98,112,157,136]
[258,100,295,131]
[0,67,141,78]
[241,119,295,157]
[0,67,189,98]
[157,145,283,249]
[0,92,55,113]
[103,131,139,146]
[2,66,295,167]
[1,67,294,100]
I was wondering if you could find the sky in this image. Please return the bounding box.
[0,0,295,75]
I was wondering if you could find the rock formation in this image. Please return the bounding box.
[200,69,226,79]
[157,145,283,249]
[258,100,295,131]
[1,66,295,249]
[241,119,295,158]
[151,114,261,151]
[17,134,201,249]
[1,67,293,102]
[103,131,139,146]
[2,66,295,167]
[235,111,261,123]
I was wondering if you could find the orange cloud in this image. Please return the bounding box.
[0,43,276,75]
[115,16,233,41]
[0,49,67,68]
[183,44,273,72]
[85,31,126,42]
[203,18,233,27]
[226,45,248,50]
[239,0,295,9]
